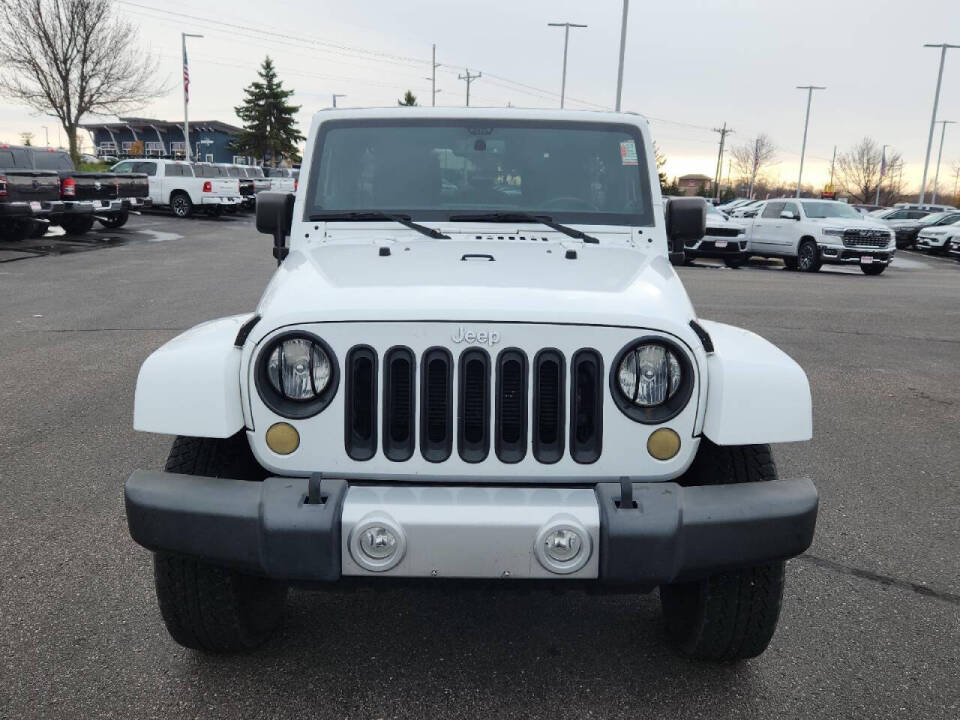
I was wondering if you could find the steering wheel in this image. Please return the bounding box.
[540,196,596,211]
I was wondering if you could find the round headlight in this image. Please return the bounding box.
[255,332,339,419]
[266,338,331,400]
[617,343,682,407]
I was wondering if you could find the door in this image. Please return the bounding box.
[771,201,801,253]
[750,201,784,252]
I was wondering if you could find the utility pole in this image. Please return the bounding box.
[41,126,49,146]
[953,166,960,204]
[547,22,587,109]
[930,120,955,204]
[332,94,346,108]
[919,44,959,204]
[615,0,629,111]
[181,32,203,162]
[458,69,481,107]
[712,123,733,201]
[795,85,826,197]
[828,145,837,188]
[875,144,888,206]
[430,44,440,106]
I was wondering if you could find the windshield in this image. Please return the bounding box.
[801,201,861,219]
[919,211,953,225]
[307,119,654,226]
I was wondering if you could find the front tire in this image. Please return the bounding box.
[796,239,821,272]
[861,263,887,275]
[723,255,746,268]
[659,441,785,661]
[98,211,129,229]
[152,434,287,653]
[0,218,35,242]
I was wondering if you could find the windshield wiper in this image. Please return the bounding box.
[308,211,450,239]
[448,212,599,244]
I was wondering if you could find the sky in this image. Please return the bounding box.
[2,0,959,192]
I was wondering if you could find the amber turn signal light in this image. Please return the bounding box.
[266,422,300,455]
[647,428,680,460]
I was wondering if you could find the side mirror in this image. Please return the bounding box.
[780,210,800,221]
[665,196,706,262]
[256,192,295,264]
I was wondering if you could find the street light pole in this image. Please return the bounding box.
[181,32,203,162]
[547,22,587,109]
[795,85,826,198]
[875,144,888,206]
[919,44,959,205]
[615,0,629,111]
[931,120,955,204]
[332,94,346,108]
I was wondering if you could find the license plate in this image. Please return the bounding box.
[714,240,728,248]
[100,200,111,208]
[860,256,873,264]
[29,201,41,211]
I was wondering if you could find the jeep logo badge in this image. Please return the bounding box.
[451,326,501,346]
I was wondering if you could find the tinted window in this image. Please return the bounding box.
[0,149,15,167]
[761,202,784,218]
[245,167,264,178]
[194,164,225,177]
[783,202,800,218]
[112,162,134,173]
[802,201,860,219]
[907,211,929,219]
[33,151,74,171]
[308,119,654,225]
[225,166,241,177]
[133,162,157,176]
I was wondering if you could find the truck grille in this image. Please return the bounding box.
[843,229,890,248]
[705,226,742,238]
[343,345,603,465]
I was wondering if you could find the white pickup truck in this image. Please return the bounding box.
[111,159,242,218]
[744,198,896,275]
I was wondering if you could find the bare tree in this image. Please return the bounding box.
[730,134,777,198]
[836,137,904,205]
[0,0,166,163]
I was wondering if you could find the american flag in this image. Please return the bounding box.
[183,45,190,103]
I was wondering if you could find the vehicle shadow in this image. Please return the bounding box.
[182,586,762,717]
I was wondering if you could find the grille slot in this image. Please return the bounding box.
[705,226,741,238]
[843,229,890,248]
[532,349,565,464]
[458,348,491,463]
[344,346,377,460]
[420,347,453,462]
[570,349,603,464]
[495,349,528,463]
[383,347,415,461]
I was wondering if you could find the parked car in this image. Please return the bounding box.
[894,201,957,212]
[852,204,886,214]
[716,198,752,214]
[217,164,256,210]
[265,166,298,192]
[868,207,932,248]
[0,144,62,241]
[728,199,765,218]
[111,159,242,218]
[744,198,895,274]
[678,202,748,267]
[947,236,960,259]
[239,165,271,197]
[26,146,150,232]
[125,107,817,661]
[916,215,960,254]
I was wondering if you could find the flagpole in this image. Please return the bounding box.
[182,33,203,161]
[875,144,887,205]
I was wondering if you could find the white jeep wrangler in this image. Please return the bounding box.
[126,108,817,661]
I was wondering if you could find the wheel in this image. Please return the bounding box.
[29,220,48,239]
[861,263,886,276]
[670,250,688,267]
[59,215,95,236]
[659,441,785,661]
[0,218,35,242]
[206,205,224,218]
[796,239,821,272]
[723,255,746,268]
[170,192,193,218]
[152,434,287,653]
[783,257,798,270]
[98,211,129,229]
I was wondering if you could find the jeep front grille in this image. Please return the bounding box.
[843,229,890,248]
[342,345,603,465]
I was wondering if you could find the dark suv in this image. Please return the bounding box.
[0,144,63,241]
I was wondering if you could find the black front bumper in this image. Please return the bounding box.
[686,238,748,259]
[125,472,817,588]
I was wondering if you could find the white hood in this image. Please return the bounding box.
[252,234,696,340]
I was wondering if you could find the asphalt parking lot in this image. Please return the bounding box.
[1,213,958,719]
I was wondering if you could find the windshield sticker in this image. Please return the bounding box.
[620,140,638,166]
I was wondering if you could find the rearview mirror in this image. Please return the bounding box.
[666,197,706,261]
[256,192,295,264]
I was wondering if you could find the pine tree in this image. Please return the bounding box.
[398,90,418,106]
[232,57,304,166]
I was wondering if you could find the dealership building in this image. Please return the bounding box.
[80,117,248,164]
